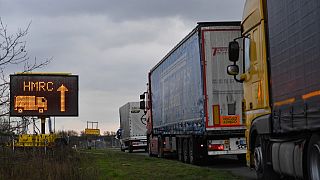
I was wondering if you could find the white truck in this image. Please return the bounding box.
[118,102,147,152]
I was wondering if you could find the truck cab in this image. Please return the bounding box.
[227,0,320,179]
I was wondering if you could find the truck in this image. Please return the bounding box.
[139,22,247,164]
[227,0,320,179]
[14,96,47,113]
[118,102,147,152]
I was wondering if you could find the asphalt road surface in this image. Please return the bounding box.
[128,150,256,180]
[205,155,256,180]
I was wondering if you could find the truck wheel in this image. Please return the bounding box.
[120,144,125,152]
[39,108,44,113]
[148,144,153,157]
[183,138,189,163]
[189,137,196,165]
[157,136,164,158]
[18,108,23,113]
[177,138,184,162]
[254,135,279,180]
[307,134,320,180]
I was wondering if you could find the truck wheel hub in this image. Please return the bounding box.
[254,146,263,172]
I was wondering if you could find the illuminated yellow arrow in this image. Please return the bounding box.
[57,84,68,112]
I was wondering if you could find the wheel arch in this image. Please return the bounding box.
[249,114,272,153]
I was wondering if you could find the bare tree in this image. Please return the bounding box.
[57,130,79,137]
[0,18,51,134]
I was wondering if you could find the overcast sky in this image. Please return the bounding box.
[0,0,245,134]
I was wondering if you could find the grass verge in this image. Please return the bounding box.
[82,148,242,180]
[0,147,98,179]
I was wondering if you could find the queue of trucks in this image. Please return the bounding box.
[119,22,247,163]
[119,0,320,179]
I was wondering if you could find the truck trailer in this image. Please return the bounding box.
[118,102,147,153]
[227,0,320,179]
[140,22,247,164]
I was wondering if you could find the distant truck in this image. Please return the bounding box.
[140,22,247,164]
[14,96,47,113]
[118,102,147,152]
[227,0,320,179]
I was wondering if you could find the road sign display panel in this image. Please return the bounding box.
[84,128,100,135]
[10,74,79,116]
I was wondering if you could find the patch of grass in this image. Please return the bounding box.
[82,149,241,180]
[0,147,98,180]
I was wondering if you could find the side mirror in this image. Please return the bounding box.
[140,94,145,100]
[140,100,145,109]
[228,41,239,62]
[116,129,122,139]
[227,65,239,76]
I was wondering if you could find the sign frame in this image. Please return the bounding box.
[10,73,79,117]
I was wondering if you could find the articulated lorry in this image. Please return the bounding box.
[140,22,247,164]
[118,102,147,152]
[227,0,320,179]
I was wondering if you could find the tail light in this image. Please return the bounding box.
[208,144,224,151]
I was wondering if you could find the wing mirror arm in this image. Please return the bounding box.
[227,64,244,83]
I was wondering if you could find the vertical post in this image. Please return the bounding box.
[44,139,47,155]
[16,121,19,134]
[41,117,45,134]
[54,117,56,133]
[12,137,14,152]
[8,117,10,132]
[33,118,35,134]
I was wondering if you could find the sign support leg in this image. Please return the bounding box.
[41,117,45,134]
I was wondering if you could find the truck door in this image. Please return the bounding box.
[201,25,244,129]
[241,24,270,117]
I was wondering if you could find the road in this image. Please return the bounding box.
[205,155,256,180]
[129,150,256,180]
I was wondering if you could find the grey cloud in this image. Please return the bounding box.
[1,0,245,132]
[1,0,244,21]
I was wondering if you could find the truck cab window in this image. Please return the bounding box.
[244,37,251,72]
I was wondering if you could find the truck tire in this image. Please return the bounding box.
[177,138,184,162]
[183,138,189,163]
[148,139,156,157]
[307,133,320,180]
[189,137,197,165]
[158,136,164,158]
[148,144,153,157]
[120,144,125,152]
[128,145,133,153]
[254,135,279,180]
